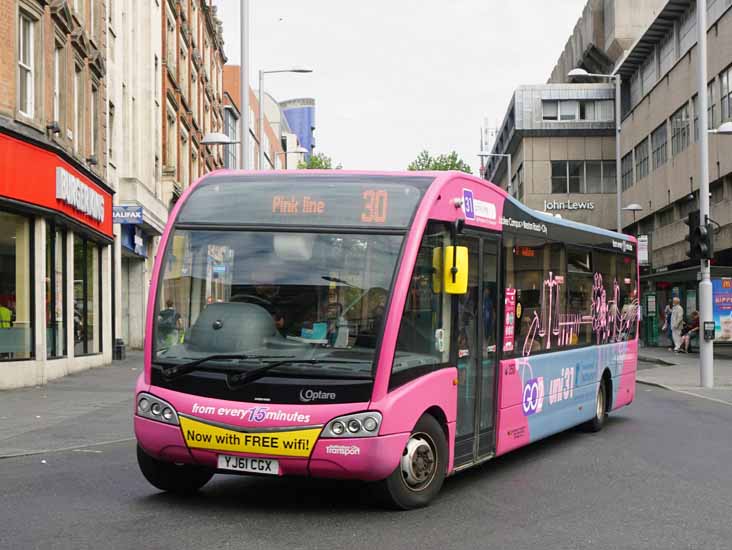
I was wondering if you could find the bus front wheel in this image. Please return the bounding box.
[375,414,447,509]
[137,445,214,495]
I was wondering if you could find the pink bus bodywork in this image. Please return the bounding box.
[135,170,638,483]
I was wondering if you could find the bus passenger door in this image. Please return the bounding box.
[453,235,499,467]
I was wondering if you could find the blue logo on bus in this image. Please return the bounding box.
[462,189,475,220]
[522,377,544,416]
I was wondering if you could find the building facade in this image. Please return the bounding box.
[615,0,732,325]
[106,0,167,351]
[484,84,619,229]
[0,0,114,388]
[161,0,226,209]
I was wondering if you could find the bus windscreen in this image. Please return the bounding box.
[176,176,430,228]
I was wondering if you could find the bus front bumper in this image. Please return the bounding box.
[135,415,408,482]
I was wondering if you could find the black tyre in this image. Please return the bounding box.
[374,414,447,510]
[584,378,608,433]
[137,445,214,495]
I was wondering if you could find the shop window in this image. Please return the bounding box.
[0,212,33,360]
[393,223,452,381]
[46,224,67,358]
[74,235,101,355]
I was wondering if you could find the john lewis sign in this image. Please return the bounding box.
[543,199,595,211]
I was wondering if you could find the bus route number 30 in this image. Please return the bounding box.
[361,189,388,223]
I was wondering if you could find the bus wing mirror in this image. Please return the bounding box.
[432,248,443,293]
[443,246,468,295]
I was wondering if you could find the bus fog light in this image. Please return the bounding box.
[162,408,174,421]
[347,419,361,433]
[363,416,378,432]
[331,421,346,436]
[150,402,162,416]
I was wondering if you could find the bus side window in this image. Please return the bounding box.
[393,223,452,374]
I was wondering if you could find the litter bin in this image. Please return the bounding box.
[113,338,126,360]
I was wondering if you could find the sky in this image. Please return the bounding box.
[213,0,587,173]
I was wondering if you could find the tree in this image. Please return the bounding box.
[407,150,472,174]
[298,152,342,169]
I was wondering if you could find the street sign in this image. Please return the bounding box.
[704,321,716,341]
[113,205,143,224]
[638,235,650,266]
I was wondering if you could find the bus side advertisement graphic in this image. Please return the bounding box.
[179,416,321,458]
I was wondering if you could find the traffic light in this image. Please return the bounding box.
[685,210,700,260]
[685,210,714,260]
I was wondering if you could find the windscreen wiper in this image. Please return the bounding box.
[155,354,293,380]
[226,359,372,389]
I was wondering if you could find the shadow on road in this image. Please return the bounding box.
[133,415,633,513]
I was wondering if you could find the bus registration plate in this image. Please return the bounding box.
[217,454,279,475]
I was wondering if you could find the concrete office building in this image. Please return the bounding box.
[485,0,666,230]
[0,0,114,388]
[612,0,732,320]
[484,84,619,229]
[106,0,167,351]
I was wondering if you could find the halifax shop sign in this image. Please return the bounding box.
[113,205,143,225]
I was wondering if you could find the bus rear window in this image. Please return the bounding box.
[176,175,430,228]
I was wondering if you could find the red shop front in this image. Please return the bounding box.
[0,132,114,387]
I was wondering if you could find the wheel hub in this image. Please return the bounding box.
[401,434,436,491]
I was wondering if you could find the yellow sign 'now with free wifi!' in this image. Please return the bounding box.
[179,416,321,458]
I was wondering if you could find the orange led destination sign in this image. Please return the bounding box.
[272,195,326,215]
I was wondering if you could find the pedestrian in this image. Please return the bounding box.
[670,297,684,352]
[158,299,182,347]
[680,310,700,353]
[662,300,673,346]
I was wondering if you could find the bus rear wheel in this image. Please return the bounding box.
[137,445,214,495]
[375,414,447,510]
[584,379,608,433]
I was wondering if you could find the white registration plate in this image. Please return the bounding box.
[217,454,279,475]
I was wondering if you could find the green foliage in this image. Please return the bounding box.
[407,150,472,174]
[297,152,342,170]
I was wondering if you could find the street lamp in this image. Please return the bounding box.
[258,68,312,170]
[568,67,623,233]
[709,121,732,134]
[622,203,643,225]
[273,146,309,169]
[478,152,513,196]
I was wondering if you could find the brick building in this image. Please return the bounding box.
[161,0,226,207]
[0,0,114,387]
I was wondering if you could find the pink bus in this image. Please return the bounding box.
[135,170,638,509]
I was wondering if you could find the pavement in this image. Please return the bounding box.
[637,346,732,406]
[0,351,142,458]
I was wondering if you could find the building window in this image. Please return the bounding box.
[74,236,101,355]
[542,100,558,121]
[721,65,732,123]
[53,45,63,123]
[671,103,690,156]
[166,105,176,169]
[551,161,568,193]
[708,82,716,130]
[90,85,99,158]
[180,127,189,186]
[635,139,649,180]
[180,41,188,99]
[651,124,667,169]
[46,224,67,359]
[692,94,699,141]
[74,65,83,153]
[17,12,35,117]
[89,0,95,38]
[568,161,583,193]
[0,212,33,360]
[515,163,524,200]
[603,161,617,193]
[658,207,675,227]
[108,102,115,161]
[621,152,634,190]
[560,100,578,121]
[586,161,602,194]
[166,5,176,76]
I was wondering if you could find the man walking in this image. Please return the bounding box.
[670,297,685,352]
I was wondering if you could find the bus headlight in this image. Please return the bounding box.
[136,393,179,426]
[323,412,382,438]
